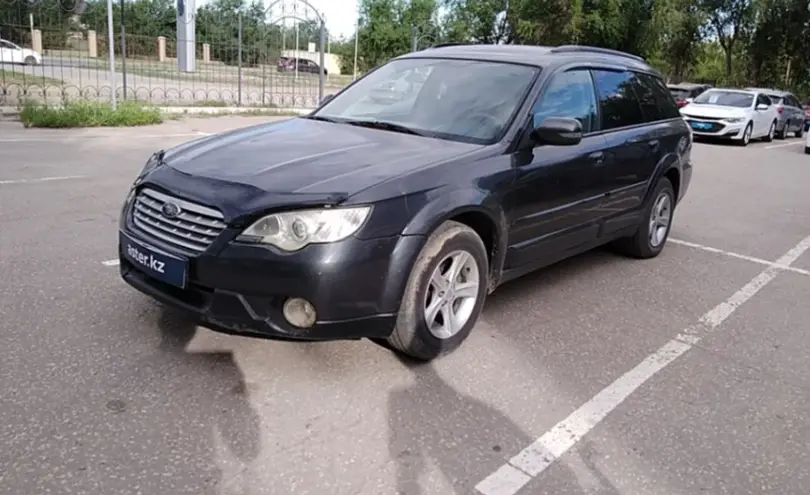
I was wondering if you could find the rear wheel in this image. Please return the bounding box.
[386,220,489,361]
[775,122,787,139]
[612,177,675,259]
[24,56,37,66]
[796,123,804,138]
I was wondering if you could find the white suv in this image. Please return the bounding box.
[0,38,42,65]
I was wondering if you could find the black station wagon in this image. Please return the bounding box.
[118,43,693,360]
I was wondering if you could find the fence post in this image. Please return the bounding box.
[88,30,97,58]
[157,37,166,62]
[32,30,42,53]
[237,11,242,107]
[106,0,116,109]
[318,20,325,104]
[202,43,210,63]
[120,0,127,100]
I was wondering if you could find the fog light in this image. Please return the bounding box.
[283,297,317,328]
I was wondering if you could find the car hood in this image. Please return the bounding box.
[680,104,748,119]
[164,117,480,194]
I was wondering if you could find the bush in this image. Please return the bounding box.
[20,100,163,128]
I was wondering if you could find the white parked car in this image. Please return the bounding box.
[0,38,42,66]
[679,88,779,146]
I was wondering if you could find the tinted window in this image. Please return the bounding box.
[756,94,771,107]
[531,69,598,133]
[591,70,645,130]
[631,73,681,122]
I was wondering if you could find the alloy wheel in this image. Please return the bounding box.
[423,250,480,339]
[648,193,672,248]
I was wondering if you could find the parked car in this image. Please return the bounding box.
[277,56,327,75]
[0,38,41,65]
[680,88,779,146]
[667,83,711,107]
[118,43,692,360]
[744,88,805,139]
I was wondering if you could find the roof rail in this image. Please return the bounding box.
[428,42,477,49]
[550,45,645,62]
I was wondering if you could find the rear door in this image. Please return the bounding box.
[785,94,803,130]
[590,69,657,235]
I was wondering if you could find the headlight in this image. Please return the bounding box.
[237,206,372,251]
[725,117,744,123]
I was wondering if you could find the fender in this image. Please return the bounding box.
[641,139,686,206]
[401,186,509,292]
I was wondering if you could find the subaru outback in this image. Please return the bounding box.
[118,43,693,361]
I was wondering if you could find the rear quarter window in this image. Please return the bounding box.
[634,73,681,120]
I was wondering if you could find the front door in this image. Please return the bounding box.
[505,68,609,269]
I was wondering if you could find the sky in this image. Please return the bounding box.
[255,0,359,39]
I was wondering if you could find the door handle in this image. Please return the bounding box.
[647,139,660,151]
[588,151,605,165]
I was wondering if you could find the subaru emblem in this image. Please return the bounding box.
[161,202,182,218]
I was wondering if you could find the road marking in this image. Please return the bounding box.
[0,175,86,185]
[669,238,810,276]
[763,141,803,149]
[101,259,120,267]
[475,234,810,495]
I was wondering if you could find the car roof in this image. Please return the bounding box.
[396,43,658,75]
[745,87,790,97]
[702,87,758,96]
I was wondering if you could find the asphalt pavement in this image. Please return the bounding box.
[1,118,810,495]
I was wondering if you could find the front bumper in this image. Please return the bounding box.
[119,224,425,342]
[684,118,746,139]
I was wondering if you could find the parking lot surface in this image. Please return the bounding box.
[2,118,809,495]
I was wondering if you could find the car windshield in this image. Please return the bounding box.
[692,90,754,108]
[311,58,539,144]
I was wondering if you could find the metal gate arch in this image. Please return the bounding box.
[263,0,326,104]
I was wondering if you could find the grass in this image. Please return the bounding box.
[0,70,65,87]
[20,100,163,128]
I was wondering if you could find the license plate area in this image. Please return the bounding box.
[121,232,189,288]
[689,121,713,131]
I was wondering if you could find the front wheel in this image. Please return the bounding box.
[737,122,753,146]
[612,177,675,259]
[386,220,489,361]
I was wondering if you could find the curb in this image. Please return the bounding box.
[0,105,314,118]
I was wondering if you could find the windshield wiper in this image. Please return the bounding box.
[303,115,342,123]
[341,119,427,137]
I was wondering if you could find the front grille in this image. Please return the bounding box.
[682,114,723,121]
[131,188,226,254]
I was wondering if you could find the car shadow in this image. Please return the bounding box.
[155,308,262,467]
[385,349,621,494]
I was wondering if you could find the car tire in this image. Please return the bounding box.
[24,56,37,66]
[796,124,804,138]
[612,177,675,259]
[805,146,810,155]
[763,120,776,142]
[737,122,753,146]
[386,220,489,361]
[775,122,786,139]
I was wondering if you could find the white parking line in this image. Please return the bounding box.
[763,141,803,150]
[0,175,86,185]
[475,233,810,495]
[669,238,810,276]
[101,259,120,267]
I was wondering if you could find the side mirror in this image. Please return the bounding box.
[756,103,769,111]
[321,94,335,105]
[531,117,583,146]
[685,98,694,103]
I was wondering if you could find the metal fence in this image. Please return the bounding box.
[0,0,353,109]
